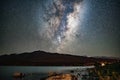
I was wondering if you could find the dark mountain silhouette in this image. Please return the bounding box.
[0,50,119,66]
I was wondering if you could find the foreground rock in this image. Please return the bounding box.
[13,72,25,78]
[46,73,77,80]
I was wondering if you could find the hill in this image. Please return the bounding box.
[0,50,119,66]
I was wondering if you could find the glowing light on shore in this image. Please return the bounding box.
[101,63,105,66]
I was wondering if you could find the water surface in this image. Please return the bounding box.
[0,66,94,80]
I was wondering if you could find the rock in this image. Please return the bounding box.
[46,73,77,80]
[13,72,25,78]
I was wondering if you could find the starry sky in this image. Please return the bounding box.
[0,0,120,57]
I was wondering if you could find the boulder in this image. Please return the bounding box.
[13,72,25,78]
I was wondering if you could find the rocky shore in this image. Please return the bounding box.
[44,62,120,80]
[12,62,120,80]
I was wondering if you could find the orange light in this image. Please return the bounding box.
[101,63,105,66]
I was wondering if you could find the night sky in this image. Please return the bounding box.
[0,0,120,57]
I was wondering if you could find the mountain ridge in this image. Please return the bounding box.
[0,50,119,66]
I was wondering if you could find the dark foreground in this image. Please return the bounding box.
[11,62,120,80]
[45,62,120,80]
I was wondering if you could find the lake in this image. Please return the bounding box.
[0,66,94,80]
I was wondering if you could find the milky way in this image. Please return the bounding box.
[0,0,120,57]
[40,0,84,53]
